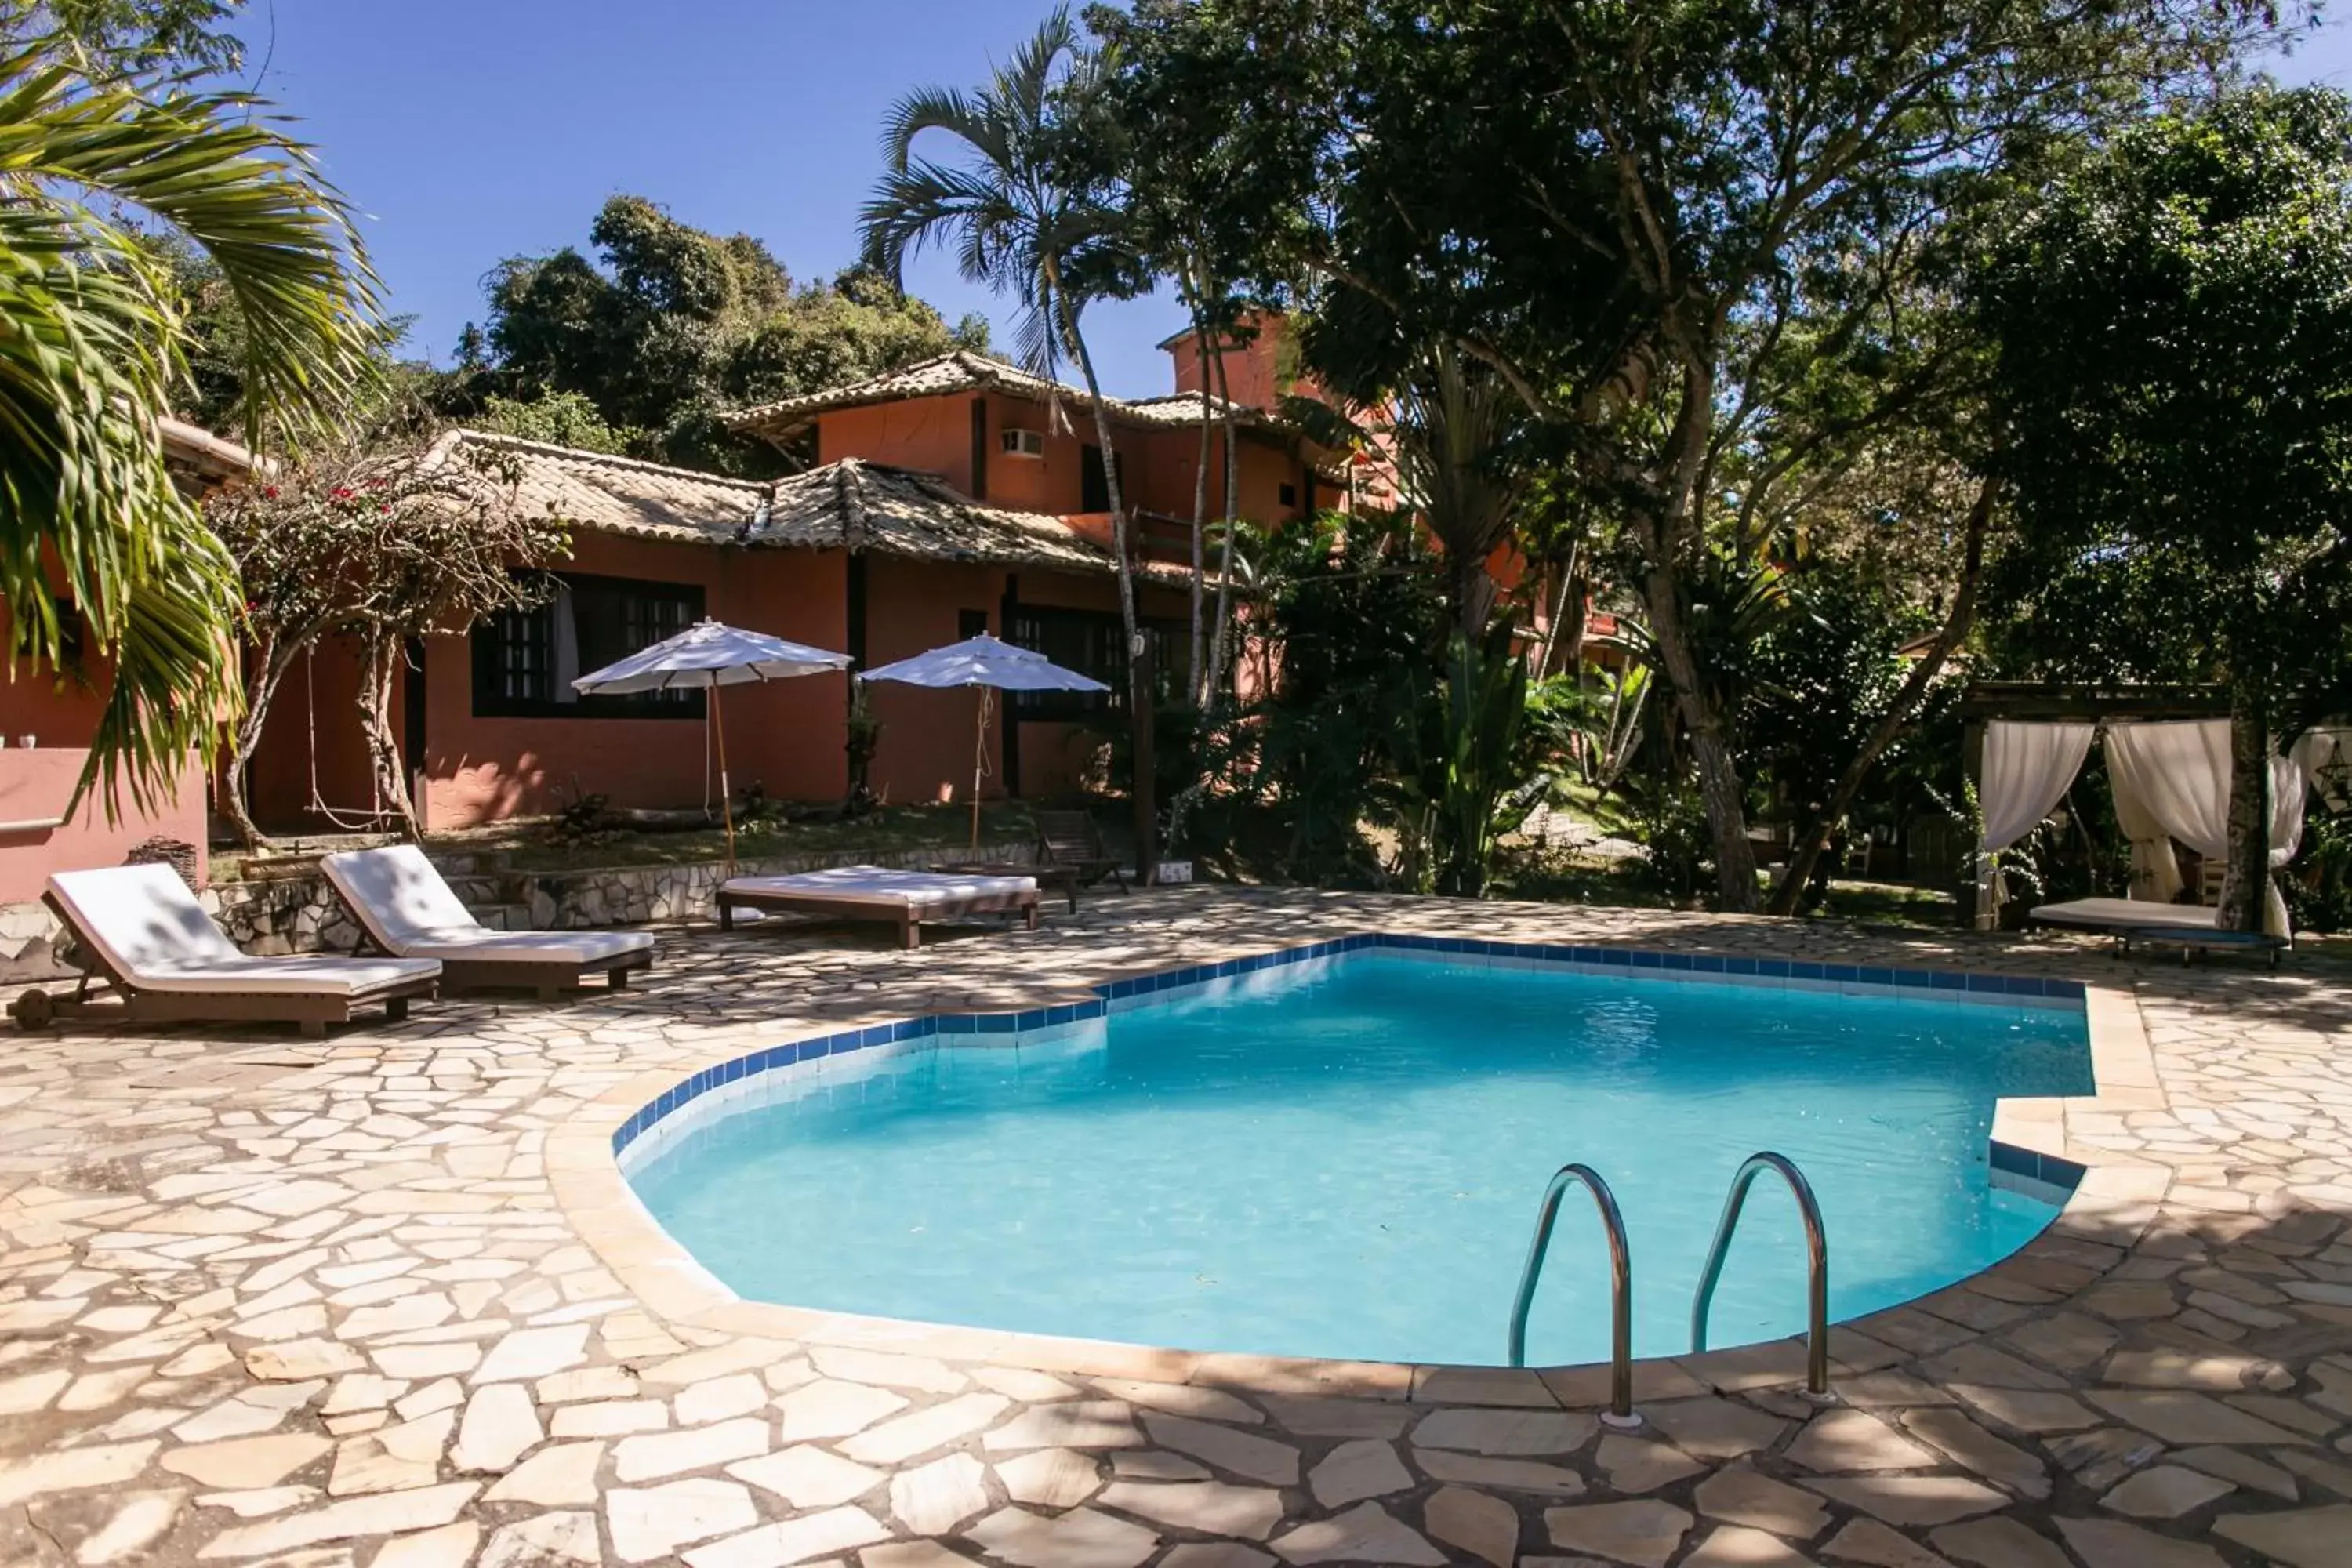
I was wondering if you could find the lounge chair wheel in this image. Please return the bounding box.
[11,989,54,1031]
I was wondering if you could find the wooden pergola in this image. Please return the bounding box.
[1957,681,2229,928]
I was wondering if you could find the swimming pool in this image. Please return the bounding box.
[621,938,2093,1368]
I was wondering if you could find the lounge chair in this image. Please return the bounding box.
[321,845,655,999]
[21,864,441,1036]
[2030,896,2285,967]
[717,865,1039,949]
[1035,808,1129,894]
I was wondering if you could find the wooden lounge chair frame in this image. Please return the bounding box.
[717,881,1040,950]
[16,891,438,1037]
[394,948,651,1002]
[1035,808,1129,894]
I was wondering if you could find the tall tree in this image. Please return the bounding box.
[859,5,1154,804]
[1980,85,2352,931]
[459,196,988,474]
[0,24,379,815]
[1201,0,2297,909]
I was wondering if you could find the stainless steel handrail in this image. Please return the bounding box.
[1690,1151,1832,1400]
[1506,1162,1642,1428]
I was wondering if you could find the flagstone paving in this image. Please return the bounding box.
[2,886,2349,1567]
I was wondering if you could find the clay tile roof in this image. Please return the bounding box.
[750,458,1119,572]
[431,431,770,545]
[723,350,1265,438]
[430,431,1125,577]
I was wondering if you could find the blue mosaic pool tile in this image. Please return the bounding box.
[1930,971,1969,992]
[976,1013,1018,1035]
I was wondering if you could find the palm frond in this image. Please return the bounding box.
[0,48,381,449]
[0,38,377,818]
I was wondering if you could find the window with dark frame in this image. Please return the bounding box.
[1005,606,1184,717]
[471,571,706,718]
[1081,444,1115,513]
[1279,481,1298,510]
[958,608,990,640]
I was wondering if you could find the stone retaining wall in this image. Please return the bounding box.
[0,838,1037,984]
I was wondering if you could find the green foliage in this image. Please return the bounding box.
[2285,811,2352,935]
[25,0,242,76]
[463,195,986,474]
[1740,567,1943,844]
[1185,510,1445,884]
[0,32,379,818]
[1388,622,1535,897]
[1981,85,2352,716]
[477,391,639,456]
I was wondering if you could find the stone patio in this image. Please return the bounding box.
[2,887,2348,1568]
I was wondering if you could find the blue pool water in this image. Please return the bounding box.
[627,953,2092,1367]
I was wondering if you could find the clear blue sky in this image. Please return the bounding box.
[233,2,2352,405]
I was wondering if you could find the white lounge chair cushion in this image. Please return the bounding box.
[322,845,653,967]
[2031,897,2220,932]
[384,928,655,966]
[723,865,1036,909]
[48,865,438,998]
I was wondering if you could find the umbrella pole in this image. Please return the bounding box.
[971,686,988,851]
[713,683,738,878]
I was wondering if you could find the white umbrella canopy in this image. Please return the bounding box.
[570,619,853,695]
[859,634,1109,845]
[572,619,853,873]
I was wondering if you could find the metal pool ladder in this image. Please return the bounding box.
[1690,1151,1836,1403]
[1506,1163,1643,1430]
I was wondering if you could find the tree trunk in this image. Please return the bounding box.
[1450,551,1499,639]
[1051,277,1152,869]
[1765,477,1996,916]
[221,636,296,851]
[355,634,421,843]
[1641,564,1762,910]
[2217,677,2271,932]
[1203,339,1242,710]
[1187,319,1213,710]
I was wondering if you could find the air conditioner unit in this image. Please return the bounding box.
[1000,427,1045,458]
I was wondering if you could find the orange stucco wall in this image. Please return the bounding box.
[249,528,1181,828]
[0,612,209,902]
[251,533,852,833]
[818,394,1322,532]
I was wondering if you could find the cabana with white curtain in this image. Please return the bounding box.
[1960,683,2348,949]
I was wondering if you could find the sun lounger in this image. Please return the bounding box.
[717,865,1040,949]
[22,864,440,1036]
[2031,896,2286,967]
[1036,808,1129,894]
[321,845,654,999]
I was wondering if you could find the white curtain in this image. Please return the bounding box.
[1981,720,2094,852]
[552,583,580,705]
[2107,720,2307,936]
[2267,753,2310,938]
[2107,753,2184,904]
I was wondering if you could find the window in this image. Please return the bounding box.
[472,572,706,718]
[1081,445,1115,513]
[1279,481,1298,510]
[958,609,991,640]
[1006,607,1185,717]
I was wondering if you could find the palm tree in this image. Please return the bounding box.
[0,35,379,816]
[858,6,1143,692]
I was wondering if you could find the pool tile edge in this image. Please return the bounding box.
[543,941,2165,1403]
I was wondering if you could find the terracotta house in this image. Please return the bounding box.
[248,334,1356,833]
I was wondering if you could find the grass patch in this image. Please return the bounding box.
[459,802,1044,873]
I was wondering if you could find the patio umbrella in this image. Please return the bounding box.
[858,633,1109,848]
[572,619,852,874]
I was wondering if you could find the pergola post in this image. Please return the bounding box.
[1962,718,1998,930]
